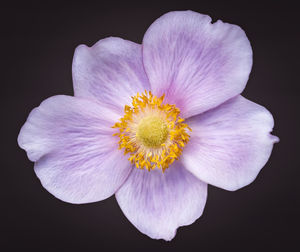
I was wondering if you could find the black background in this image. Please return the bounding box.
[2,0,299,251]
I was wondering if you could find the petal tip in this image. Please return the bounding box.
[271,134,280,144]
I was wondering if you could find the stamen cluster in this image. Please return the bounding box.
[112,90,191,172]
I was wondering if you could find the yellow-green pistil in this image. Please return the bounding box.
[136,116,169,148]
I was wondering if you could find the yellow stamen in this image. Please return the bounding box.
[112,90,191,172]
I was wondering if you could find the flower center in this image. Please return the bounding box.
[112,90,191,172]
[136,116,168,148]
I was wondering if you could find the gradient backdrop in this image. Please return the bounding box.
[2,1,299,251]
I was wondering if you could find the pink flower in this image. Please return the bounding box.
[18,11,278,240]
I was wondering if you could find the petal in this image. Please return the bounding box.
[181,96,279,191]
[116,162,207,241]
[18,95,132,203]
[142,11,252,118]
[72,37,150,115]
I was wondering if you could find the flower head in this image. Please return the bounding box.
[18,11,279,241]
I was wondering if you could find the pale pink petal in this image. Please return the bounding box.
[18,95,132,203]
[181,96,279,191]
[116,162,207,240]
[72,37,150,115]
[142,10,252,118]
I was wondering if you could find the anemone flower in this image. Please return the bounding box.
[18,10,279,240]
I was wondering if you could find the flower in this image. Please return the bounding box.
[18,10,279,241]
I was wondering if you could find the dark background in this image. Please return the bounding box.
[2,0,299,251]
